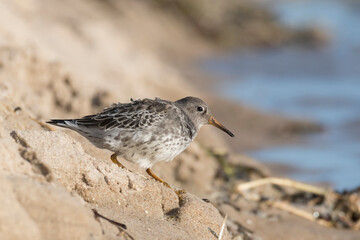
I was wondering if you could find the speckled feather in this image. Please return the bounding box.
[47,97,202,168]
[75,98,170,130]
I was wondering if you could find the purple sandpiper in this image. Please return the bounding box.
[47,96,234,190]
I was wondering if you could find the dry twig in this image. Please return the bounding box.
[218,214,228,240]
[236,177,333,196]
[236,177,340,228]
[92,209,134,240]
[268,200,333,228]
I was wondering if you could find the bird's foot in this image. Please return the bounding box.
[110,154,126,169]
[174,189,186,195]
[174,189,187,205]
[162,181,171,189]
[146,168,172,187]
[145,168,187,201]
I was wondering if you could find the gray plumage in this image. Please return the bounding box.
[47,96,234,169]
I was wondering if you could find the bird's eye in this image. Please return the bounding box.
[197,106,204,112]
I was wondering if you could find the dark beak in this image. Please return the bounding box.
[208,116,234,137]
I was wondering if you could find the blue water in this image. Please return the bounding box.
[203,0,360,190]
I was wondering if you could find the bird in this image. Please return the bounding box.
[47,96,234,191]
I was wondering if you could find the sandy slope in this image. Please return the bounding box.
[0,1,230,239]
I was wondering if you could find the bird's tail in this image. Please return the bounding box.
[46,119,78,130]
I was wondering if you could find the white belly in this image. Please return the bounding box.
[119,134,191,169]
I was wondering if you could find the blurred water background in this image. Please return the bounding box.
[203,0,360,190]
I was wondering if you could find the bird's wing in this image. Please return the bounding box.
[74,98,170,130]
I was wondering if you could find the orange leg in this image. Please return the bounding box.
[146,168,171,188]
[110,154,126,169]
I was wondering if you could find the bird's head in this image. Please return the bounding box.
[175,96,234,137]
